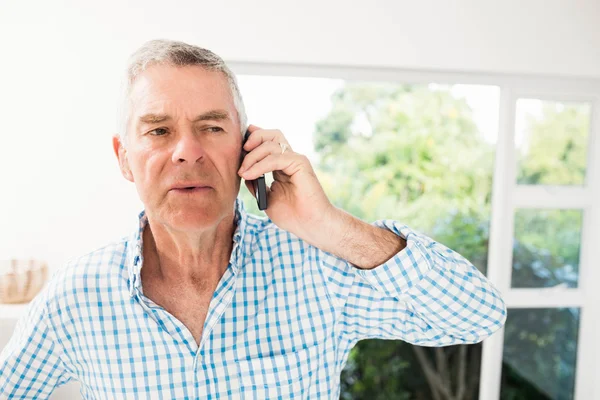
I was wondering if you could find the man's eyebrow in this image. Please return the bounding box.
[192,109,231,122]
[138,109,232,125]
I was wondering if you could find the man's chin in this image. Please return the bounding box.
[162,204,226,228]
[171,207,217,221]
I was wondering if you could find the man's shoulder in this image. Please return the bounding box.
[62,235,129,276]
[44,236,131,306]
[244,212,312,254]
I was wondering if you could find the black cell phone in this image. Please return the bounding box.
[242,129,268,210]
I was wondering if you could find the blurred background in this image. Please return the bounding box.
[1,1,599,399]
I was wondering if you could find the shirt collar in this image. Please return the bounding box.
[126,197,249,297]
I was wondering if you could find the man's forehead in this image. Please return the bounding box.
[132,94,235,120]
[129,66,236,123]
[131,64,230,95]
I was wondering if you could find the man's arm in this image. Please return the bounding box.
[303,206,407,269]
[305,206,507,346]
[0,285,71,399]
[238,126,505,345]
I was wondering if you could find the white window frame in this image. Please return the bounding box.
[481,90,599,400]
[230,62,600,400]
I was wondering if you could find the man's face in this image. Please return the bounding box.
[113,64,243,232]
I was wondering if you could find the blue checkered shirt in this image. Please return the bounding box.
[1,197,506,399]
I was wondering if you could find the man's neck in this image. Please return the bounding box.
[141,214,236,285]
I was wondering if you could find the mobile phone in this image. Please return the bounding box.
[242,129,268,210]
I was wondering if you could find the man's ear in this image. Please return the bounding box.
[112,135,134,182]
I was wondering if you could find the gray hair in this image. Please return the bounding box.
[117,39,247,147]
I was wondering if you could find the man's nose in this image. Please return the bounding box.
[171,130,205,164]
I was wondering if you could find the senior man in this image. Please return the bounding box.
[0,39,506,399]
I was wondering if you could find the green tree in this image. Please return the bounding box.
[313,83,494,400]
[315,84,493,239]
[517,102,589,186]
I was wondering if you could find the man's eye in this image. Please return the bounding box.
[207,126,224,133]
[149,128,168,136]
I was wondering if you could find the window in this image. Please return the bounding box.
[501,307,580,399]
[515,100,591,186]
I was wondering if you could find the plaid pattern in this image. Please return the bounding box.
[1,197,506,399]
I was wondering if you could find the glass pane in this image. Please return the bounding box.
[501,308,580,400]
[515,99,590,186]
[512,209,582,288]
[238,76,500,399]
[342,341,482,400]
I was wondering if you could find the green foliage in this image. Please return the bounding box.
[512,210,582,288]
[315,84,493,256]
[517,102,590,185]
[500,308,579,400]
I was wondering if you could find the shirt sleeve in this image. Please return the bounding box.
[315,218,507,346]
[0,284,72,399]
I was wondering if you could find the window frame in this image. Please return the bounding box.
[230,62,600,400]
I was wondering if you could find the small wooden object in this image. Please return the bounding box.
[0,259,48,304]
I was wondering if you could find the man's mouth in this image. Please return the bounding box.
[171,186,212,193]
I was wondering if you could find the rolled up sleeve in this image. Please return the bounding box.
[316,218,507,346]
